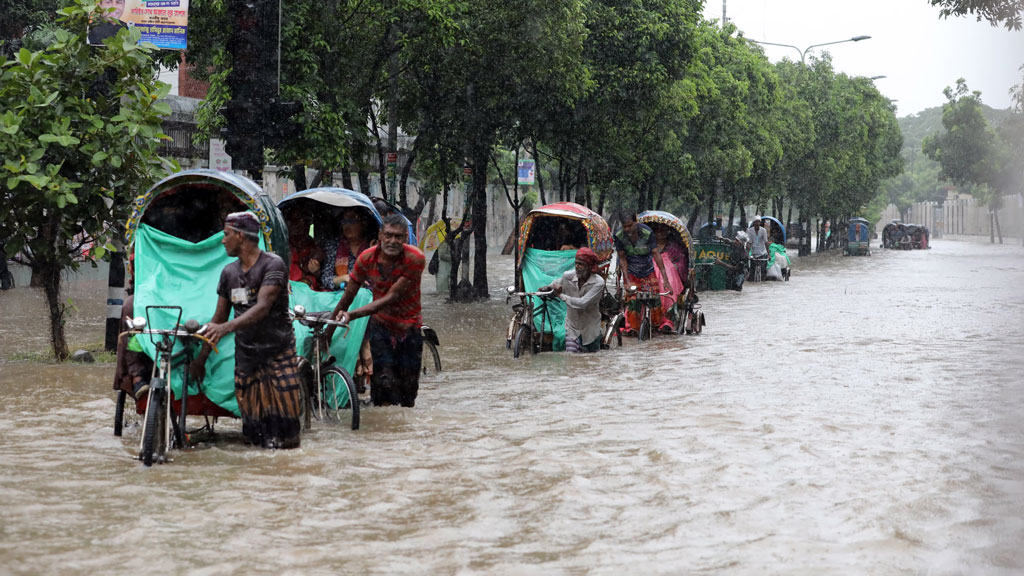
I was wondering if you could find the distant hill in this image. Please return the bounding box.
[899,104,1011,155]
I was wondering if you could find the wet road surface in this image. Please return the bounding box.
[1,240,1023,574]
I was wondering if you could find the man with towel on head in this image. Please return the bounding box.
[191,211,303,449]
[542,247,605,353]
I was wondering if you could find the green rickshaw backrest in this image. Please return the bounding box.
[521,247,575,351]
[133,224,371,415]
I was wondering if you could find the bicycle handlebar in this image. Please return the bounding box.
[291,308,352,335]
[119,327,220,354]
[511,290,555,298]
[634,290,672,299]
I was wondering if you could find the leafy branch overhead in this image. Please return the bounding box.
[0,0,175,359]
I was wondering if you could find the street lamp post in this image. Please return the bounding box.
[750,35,871,64]
[749,35,870,256]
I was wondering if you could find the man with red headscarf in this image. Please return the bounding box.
[543,247,605,353]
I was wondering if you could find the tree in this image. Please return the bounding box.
[0,0,173,360]
[1,0,64,58]
[923,79,1004,242]
[996,65,1024,243]
[929,0,1024,30]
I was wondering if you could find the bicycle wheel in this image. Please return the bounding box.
[639,316,652,342]
[296,357,314,430]
[140,387,166,467]
[513,325,533,358]
[602,314,620,348]
[114,390,127,437]
[422,340,442,375]
[322,366,360,430]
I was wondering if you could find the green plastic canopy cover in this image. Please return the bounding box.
[768,243,791,270]
[289,280,372,409]
[133,223,370,415]
[520,247,575,351]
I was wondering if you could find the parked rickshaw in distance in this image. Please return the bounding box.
[844,217,871,256]
[506,202,613,357]
[882,220,904,249]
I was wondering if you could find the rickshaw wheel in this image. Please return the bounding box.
[693,312,704,335]
[141,388,166,467]
[639,318,652,342]
[296,357,314,431]
[422,340,442,375]
[603,314,624,348]
[114,390,127,437]
[322,366,360,431]
[513,325,533,358]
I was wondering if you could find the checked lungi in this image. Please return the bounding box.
[234,349,303,449]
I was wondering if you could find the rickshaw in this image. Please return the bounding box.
[506,202,613,357]
[909,224,929,249]
[637,211,702,334]
[115,169,293,463]
[277,187,381,427]
[750,216,791,282]
[845,217,871,256]
[692,237,734,291]
[882,220,904,249]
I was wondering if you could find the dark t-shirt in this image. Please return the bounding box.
[726,242,748,285]
[217,251,295,371]
[614,224,657,278]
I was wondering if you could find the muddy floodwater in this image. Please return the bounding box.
[2,240,1023,575]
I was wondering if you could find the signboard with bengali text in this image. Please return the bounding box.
[88,0,189,50]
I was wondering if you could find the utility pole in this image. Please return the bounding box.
[222,0,300,181]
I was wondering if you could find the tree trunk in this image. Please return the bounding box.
[426,193,437,227]
[341,168,354,189]
[994,209,1003,244]
[398,148,420,222]
[41,263,69,361]
[597,188,606,216]
[727,194,736,236]
[292,164,307,192]
[990,211,995,244]
[358,170,371,197]
[706,186,716,229]
[471,147,489,299]
[686,204,701,234]
[308,168,327,189]
[533,143,546,206]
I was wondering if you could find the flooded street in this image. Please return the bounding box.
[2,239,1024,575]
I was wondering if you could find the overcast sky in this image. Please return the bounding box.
[703,0,1024,117]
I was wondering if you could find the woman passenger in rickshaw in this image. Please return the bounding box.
[315,204,379,389]
[319,206,379,291]
[650,223,689,331]
[284,209,324,290]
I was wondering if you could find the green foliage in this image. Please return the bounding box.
[0,0,68,58]
[922,79,1000,201]
[0,0,173,358]
[929,0,1023,30]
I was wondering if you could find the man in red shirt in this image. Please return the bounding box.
[332,214,426,407]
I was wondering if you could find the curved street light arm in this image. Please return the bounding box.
[750,35,871,64]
